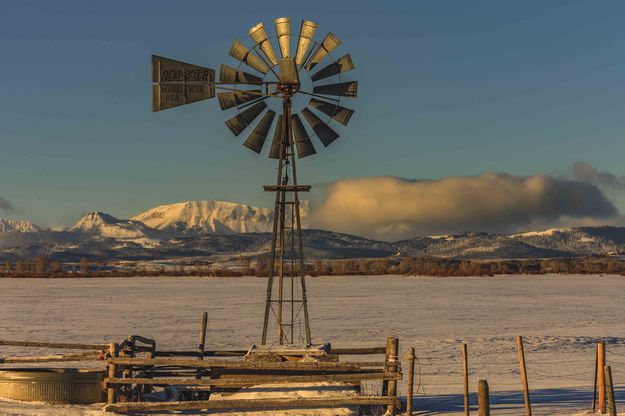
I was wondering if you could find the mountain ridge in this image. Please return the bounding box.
[1,200,625,261]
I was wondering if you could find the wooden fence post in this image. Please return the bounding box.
[197,311,208,379]
[382,336,392,396]
[143,340,156,395]
[478,380,490,416]
[517,336,532,416]
[462,343,469,416]
[593,345,598,413]
[122,336,135,401]
[386,337,399,416]
[406,347,415,416]
[598,341,606,414]
[604,365,617,416]
[107,343,119,404]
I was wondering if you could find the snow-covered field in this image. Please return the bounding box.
[1,274,624,415]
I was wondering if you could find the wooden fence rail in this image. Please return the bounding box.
[106,372,401,387]
[0,340,107,350]
[104,396,401,413]
[107,357,387,369]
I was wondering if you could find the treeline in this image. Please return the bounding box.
[0,258,244,278]
[312,256,625,276]
[1,255,625,278]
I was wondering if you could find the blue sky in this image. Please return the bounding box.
[1,1,625,227]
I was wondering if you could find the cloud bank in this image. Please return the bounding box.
[309,173,618,240]
[573,161,625,189]
[0,197,15,213]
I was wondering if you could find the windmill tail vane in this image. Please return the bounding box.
[151,16,358,346]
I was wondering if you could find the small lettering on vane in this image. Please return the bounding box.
[161,69,209,83]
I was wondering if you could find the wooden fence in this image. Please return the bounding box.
[0,335,414,415]
[102,335,407,414]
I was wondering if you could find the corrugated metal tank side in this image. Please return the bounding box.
[0,368,104,404]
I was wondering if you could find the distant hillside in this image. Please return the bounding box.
[1,200,625,262]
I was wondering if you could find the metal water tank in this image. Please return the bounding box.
[0,368,104,404]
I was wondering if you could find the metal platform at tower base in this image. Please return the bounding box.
[245,343,334,362]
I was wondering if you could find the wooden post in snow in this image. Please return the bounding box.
[197,311,208,379]
[406,347,415,416]
[598,341,606,414]
[462,343,469,416]
[593,345,598,413]
[517,336,532,416]
[478,380,490,416]
[605,365,617,416]
[386,337,399,416]
[107,342,119,404]
[382,336,392,396]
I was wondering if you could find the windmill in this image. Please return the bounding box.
[152,17,357,345]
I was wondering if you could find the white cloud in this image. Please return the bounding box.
[309,173,618,240]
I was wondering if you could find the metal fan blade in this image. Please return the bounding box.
[269,115,283,159]
[274,17,290,58]
[218,90,262,110]
[301,108,339,147]
[152,55,215,112]
[291,114,316,158]
[304,33,341,71]
[313,80,358,97]
[249,22,278,66]
[295,20,318,65]
[309,98,354,126]
[243,110,276,153]
[219,64,262,84]
[224,101,267,136]
[229,40,270,74]
[311,54,354,82]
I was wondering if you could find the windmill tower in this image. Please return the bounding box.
[152,17,358,345]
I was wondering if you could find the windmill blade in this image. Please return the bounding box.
[229,40,270,74]
[224,101,267,136]
[218,90,262,110]
[291,114,316,158]
[311,54,354,82]
[269,115,283,159]
[243,110,275,153]
[152,55,215,112]
[274,17,290,58]
[295,20,318,65]
[304,33,341,71]
[219,64,262,84]
[309,97,354,126]
[301,108,339,147]
[249,22,278,66]
[313,80,358,97]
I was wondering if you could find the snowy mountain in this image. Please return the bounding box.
[70,212,158,241]
[132,200,276,234]
[2,201,625,261]
[0,219,40,233]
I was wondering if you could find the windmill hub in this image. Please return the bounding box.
[277,58,300,96]
[151,17,358,345]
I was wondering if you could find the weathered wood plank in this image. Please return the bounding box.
[138,349,247,357]
[0,352,99,363]
[135,346,386,357]
[104,396,400,413]
[106,372,402,386]
[329,347,387,355]
[107,357,386,369]
[0,340,107,350]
